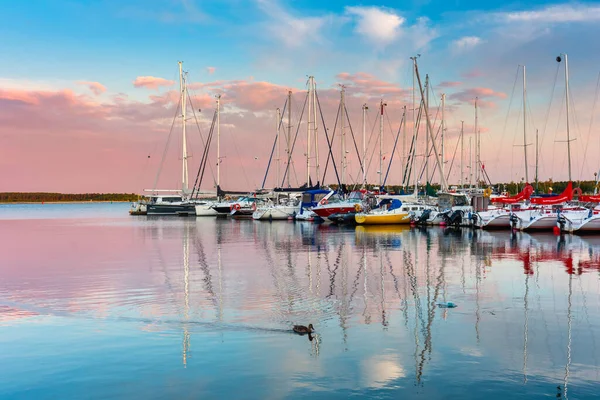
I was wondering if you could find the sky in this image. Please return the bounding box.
[1,0,600,193]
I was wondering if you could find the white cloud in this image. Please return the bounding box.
[451,36,483,52]
[256,0,330,48]
[345,6,404,45]
[500,4,600,23]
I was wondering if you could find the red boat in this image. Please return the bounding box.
[311,190,367,220]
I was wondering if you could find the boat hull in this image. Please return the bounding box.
[312,205,358,219]
[355,212,410,225]
[476,213,511,229]
[195,203,217,216]
[519,215,558,231]
[252,206,296,220]
[575,217,600,232]
[329,212,357,225]
[147,203,196,216]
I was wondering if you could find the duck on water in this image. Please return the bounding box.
[293,324,314,335]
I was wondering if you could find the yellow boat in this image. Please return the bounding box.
[355,210,411,225]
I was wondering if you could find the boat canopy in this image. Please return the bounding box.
[492,183,534,204]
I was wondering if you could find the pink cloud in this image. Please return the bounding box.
[335,72,410,98]
[448,87,507,108]
[462,69,484,79]
[132,76,175,90]
[438,81,462,88]
[206,66,216,74]
[77,81,106,96]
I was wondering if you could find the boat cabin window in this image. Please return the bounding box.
[438,193,468,209]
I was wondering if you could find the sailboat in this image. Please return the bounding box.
[476,65,534,229]
[146,62,199,216]
[512,54,588,231]
[253,92,305,220]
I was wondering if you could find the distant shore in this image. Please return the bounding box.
[0,201,132,204]
[0,193,140,203]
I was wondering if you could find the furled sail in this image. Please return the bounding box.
[492,183,534,204]
[530,182,573,205]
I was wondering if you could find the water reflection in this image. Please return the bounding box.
[1,209,600,398]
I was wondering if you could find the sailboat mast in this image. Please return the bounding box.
[313,77,320,185]
[340,85,346,188]
[402,105,407,190]
[469,136,473,189]
[306,77,312,185]
[179,61,189,194]
[362,103,368,187]
[414,58,448,191]
[535,129,539,193]
[523,65,529,183]
[287,90,292,188]
[425,75,430,183]
[474,97,478,187]
[276,107,281,187]
[461,121,464,189]
[216,94,221,195]
[564,54,572,181]
[441,94,445,181]
[379,99,384,189]
[411,57,416,191]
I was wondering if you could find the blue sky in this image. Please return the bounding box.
[2,0,600,191]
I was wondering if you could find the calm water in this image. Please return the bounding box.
[1,203,600,399]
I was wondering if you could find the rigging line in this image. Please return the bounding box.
[363,110,382,187]
[261,99,288,189]
[416,101,442,184]
[221,111,252,189]
[497,66,521,172]
[349,109,375,188]
[552,88,567,180]
[581,72,600,179]
[357,108,379,186]
[315,89,341,188]
[539,62,561,173]
[422,124,443,183]
[383,110,405,187]
[403,99,424,187]
[152,96,182,192]
[445,130,461,182]
[187,89,217,184]
[568,81,588,181]
[191,110,217,197]
[321,100,342,186]
[280,90,308,187]
[344,104,365,177]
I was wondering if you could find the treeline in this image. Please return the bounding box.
[0,193,140,203]
[329,180,599,196]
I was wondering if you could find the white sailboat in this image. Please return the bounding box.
[146,61,197,216]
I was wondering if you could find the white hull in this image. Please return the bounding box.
[295,210,316,221]
[575,217,600,232]
[519,215,559,230]
[195,203,217,216]
[562,213,600,232]
[475,211,511,229]
[515,208,590,231]
[253,205,297,220]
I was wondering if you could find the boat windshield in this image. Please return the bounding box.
[348,191,364,200]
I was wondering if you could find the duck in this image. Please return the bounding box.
[293,324,314,335]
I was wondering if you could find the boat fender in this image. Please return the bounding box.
[354,203,362,212]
